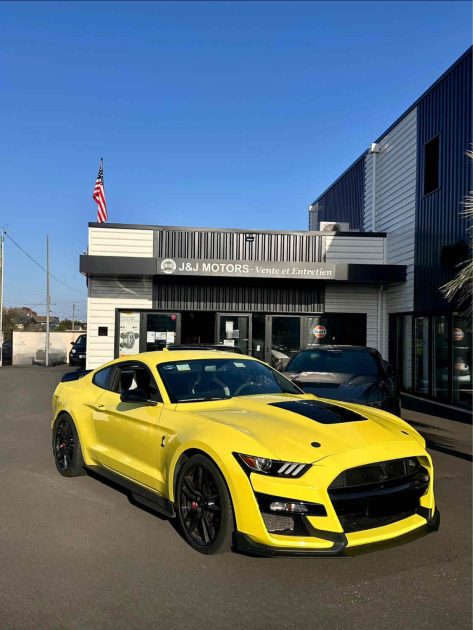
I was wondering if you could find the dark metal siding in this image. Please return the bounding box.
[155,230,323,262]
[415,50,472,312]
[153,277,324,313]
[310,156,365,230]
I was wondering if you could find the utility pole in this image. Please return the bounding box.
[72,303,75,331]
[0,227,5,368]
[45,236,50,367]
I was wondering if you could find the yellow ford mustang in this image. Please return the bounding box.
[51,350,439,556]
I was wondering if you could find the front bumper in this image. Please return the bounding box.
[230,442,438,556]
[234,508,440,557]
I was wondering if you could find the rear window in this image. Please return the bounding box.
[92,366,115,391]
[286,349,381,377]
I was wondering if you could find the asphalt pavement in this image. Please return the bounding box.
[0,365,471,629]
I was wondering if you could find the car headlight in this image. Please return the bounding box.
[71,349,76,354]
[234,453,311,478]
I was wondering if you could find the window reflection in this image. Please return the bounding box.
[414,317,429,394]
[433,315,449,401]
[452,315,472,409]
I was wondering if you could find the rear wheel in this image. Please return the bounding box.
[175,455,234,554]
[52,414,86,477]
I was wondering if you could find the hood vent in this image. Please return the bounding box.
[270,400,366,424]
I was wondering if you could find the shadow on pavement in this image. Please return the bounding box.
[407,419,473,462]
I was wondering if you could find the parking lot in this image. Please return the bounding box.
[0,365,471,629]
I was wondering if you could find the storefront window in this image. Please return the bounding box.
[432,315,449,402]
[251,314,265,361]
[452,314,472,409]
[414,317,429,394]
[302,314,367,347]
[145,313,178,351]
[270,316,301,370]
[401,315,413,390]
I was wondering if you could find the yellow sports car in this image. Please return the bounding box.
[51,350,439,556]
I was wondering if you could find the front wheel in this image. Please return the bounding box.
[52,414,86,477]
[175,455,234,554]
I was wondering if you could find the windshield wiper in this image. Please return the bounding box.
[177,396,232,403]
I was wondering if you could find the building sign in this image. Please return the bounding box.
[157,258,336,280]
[453,328,464,342]
[313,324,327,339]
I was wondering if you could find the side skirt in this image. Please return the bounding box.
[85,465,176,519]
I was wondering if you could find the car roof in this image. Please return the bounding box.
[299,345,378,352]
[111,350,256,365]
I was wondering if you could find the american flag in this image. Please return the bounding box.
[93,159,107,223]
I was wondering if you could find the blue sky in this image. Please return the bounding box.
[0,1,471,320]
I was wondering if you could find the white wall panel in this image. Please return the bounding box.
[324,236,385,264]
[324,285,379,351]
[86,278,152,369]
[89,227,154,257]
[364,108,417,318]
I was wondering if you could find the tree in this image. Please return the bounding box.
[441,150,473,322]
[58,319,73,331]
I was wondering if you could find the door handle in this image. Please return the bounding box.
[93,403,106,411]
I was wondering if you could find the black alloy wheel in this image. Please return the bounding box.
[176,455,234,554]
[52,414,86,477]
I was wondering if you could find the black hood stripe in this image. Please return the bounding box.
[270,400,366,424]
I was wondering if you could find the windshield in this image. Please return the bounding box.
[157,358,302,403]
[286,349,382,377]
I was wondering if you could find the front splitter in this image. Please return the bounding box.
[233,508,440,558]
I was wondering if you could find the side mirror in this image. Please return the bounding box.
[120,389,157,406]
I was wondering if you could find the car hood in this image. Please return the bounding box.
[284,372,385,403]
[182,394,420,463]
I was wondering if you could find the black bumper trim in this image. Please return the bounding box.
[233,508,440,557]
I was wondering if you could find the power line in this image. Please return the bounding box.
[5,232,83,294]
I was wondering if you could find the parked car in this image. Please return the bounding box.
[282,345,400,415]
[69,334,87,366]
[1,340,12,365]
[33,347,67,366]
[51,350,438,556]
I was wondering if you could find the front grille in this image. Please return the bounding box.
[261,511,309,536]
[328,458,429,533]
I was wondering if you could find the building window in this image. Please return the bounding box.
[389,314,413,390]
[452,314,472,409]
[401,315,413,389]
[423,135,440,195]
[414,317,429,394]
[432,315,449,402]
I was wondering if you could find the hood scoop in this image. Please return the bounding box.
[269,400,367,424]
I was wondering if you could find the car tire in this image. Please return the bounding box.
[175,454,234,555]
[52,414,86,477]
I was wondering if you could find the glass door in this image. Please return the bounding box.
[266,315,302,370]
[216,314,251,355]
[142,312,181,352]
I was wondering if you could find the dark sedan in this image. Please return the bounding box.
[69,334,87,366]
[282,345,400,415]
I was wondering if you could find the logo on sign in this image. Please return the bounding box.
[453,328,464,342]
[160,258,177,274]
[313,325,327,339]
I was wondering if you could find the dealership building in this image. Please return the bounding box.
[81,48,471,413]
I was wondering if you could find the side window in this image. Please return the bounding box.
[113,363,163,402]
[92,366,115,391]
[423,135,440,195]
